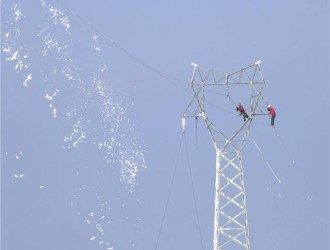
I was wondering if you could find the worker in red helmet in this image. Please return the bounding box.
[267,104,276,126]
[236,103,249,122]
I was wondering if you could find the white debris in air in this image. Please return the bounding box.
[92,34,101,52]
[23,73,32,87]
[45,89,60,118]
[41,33,55,56]
[4,46,29,73]
[3,46,11,52]
[6,50,19,61]
[64,119,86,148]
[307,194,312,201]
[14,9,23,21]
[49,7,70,31]
[1,3,29,78]
[52,107,57,118]
[3,4,147,248]
[45,94,52,101]
[84,208,113,247]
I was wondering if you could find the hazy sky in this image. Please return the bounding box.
[2,0,329,250]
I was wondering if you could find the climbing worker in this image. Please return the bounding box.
[267,104,276,126]
[236,103,249,122]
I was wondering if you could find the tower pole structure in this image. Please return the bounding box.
[183,61,266,250]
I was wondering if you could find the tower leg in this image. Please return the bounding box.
[213,149,250,250]
[214,149,222,250]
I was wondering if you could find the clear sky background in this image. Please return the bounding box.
[1,0,329,250]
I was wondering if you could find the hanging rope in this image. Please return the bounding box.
[184,134,205,250]
[227,93,237,108]
[273,127,295,165]
[154,132,184,250]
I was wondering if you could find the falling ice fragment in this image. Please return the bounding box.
[23,74,32,87]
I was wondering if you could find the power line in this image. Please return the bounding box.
[154,132,184,250]
[184,133,205,250]
[52,0,189,90]
[154,132,205,249]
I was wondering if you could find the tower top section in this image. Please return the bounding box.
[183,61,267,151]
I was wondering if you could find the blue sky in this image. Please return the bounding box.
[1,0,329,249]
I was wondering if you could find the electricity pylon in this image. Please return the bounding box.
[182,60,266,250]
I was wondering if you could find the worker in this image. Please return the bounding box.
[267,104,276,126]
[236,103,249,122]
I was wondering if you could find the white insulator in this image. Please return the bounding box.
[181,117,186,132]
[191,62,199,68]
[255,60,262,65]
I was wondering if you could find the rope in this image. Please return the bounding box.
[227,93,237,108]
[272,127,295,165]
[184,134,205,250]
[154,132,184,250]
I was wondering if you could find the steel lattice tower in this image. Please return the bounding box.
[182,60,266,250]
